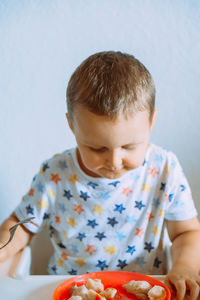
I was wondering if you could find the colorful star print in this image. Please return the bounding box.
[107,217,118,227]
[105,245,117,255]
[67,217,77,227]
[122,187,133,196]
[96,260,108,270]
[74,204,84,214]
[144,242,154,253]
[86,245,96,255]
[80,191,90,201]
[117,259,128,269]
[69,174,78,184]
[93,204,104,215]
[126,245,136,255]
[63,189,73,200]
[77,233,86,241]
[88,182,99,189]
[58,160,68,170]
[95,232,106,241]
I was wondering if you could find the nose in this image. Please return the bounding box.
[106,149,123,170]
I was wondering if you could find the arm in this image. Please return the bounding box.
[166,217,200,300]
[0,213,33,263]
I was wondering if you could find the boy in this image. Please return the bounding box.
[0,51,200,299]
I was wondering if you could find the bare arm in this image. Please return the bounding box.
[0,213,33,263]
[166,217,200,300]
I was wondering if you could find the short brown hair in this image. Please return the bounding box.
[66,51,155,124]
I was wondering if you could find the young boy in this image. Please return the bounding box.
[0,51,200,299]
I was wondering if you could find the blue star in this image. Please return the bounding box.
[68,268,77,275]
[57,160,68,170]
[154,257,162,268]
[63,189,73,200]
[126,216,137,223]
[180,185,186,192]
[107,217,118,227]
[96,260,108,270]
[43,213,50,220]
[87,182,99,189]
[142,159,147,166]
[171,160,176,168]
[108,181,120,187]
[117,259,128,269]
[26,204,34,215]
[87,219,98,229]
[57,242,66,249]
[135,256,146,267]
[114,204,126,214]
[160,182,166,191]
[126,245,136,255]
[37,182,44,192]
[144,242,154,253]
[134,200,145,210]
[51,265,57,274]
[42,163,49,172]
[71,244,79,254]
[95,232,106,241]
[80,191,90,201]
[153,198,160,208]
[99,192,111,200]
[169,193,174,202]
[116,232,126,241]
[155,154,163,162]
[131,173,140,181]
[58,203,67,213]
[76,233,86,241]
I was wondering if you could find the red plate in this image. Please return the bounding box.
[53,271,171,299]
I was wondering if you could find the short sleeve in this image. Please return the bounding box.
[164,154,198,221]
[15,168,50,233]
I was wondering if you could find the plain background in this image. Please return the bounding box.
[0,0,200,223]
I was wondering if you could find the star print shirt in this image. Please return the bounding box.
[14,144,198,275]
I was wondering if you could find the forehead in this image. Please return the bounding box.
[73,107,150,147]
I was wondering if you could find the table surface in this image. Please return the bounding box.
[0,273,167,300]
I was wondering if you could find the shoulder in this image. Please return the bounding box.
[38,148,76,178]
[147,144,180,168]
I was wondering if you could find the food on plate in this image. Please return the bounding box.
[86,278,104,293]
[123,280,152,294]
[147,285,166,300]
[101,288,117,298]
[68,277,166,300]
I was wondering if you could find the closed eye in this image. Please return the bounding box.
[89,147,107,153]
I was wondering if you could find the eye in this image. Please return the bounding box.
[89,147,107,153]
[122,145,137,151]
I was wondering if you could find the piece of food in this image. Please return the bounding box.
[68,296,83,300]
[147,285,166,300]
[70,285,89,298]
[86,279,104,293]
[135,293,148,300]
[123,280,152,294]
[101,287,117,298]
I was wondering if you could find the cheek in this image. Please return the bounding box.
[125,147,146,168]
[80,149,104,169]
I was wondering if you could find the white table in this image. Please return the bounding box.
[0,273,167,300]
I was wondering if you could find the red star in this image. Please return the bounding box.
[135,228,144,237]
[28,188,34,196]
[61,252,68,260]
[50,173,61,184]
[85,244,96,255]
[74,204,84,215]
[149,168,159,178]
[122,187,133,197]
[55,216,61,224]
[147,212,155,221]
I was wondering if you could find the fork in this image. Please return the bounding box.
[0,217,35,250]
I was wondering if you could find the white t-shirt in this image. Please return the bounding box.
[15,144,197,275]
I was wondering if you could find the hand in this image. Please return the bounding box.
[165,265,200,300]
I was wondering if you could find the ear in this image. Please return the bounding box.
[150,109,157,130]
[65,113,73,131]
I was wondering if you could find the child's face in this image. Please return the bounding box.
[67,107,156,179]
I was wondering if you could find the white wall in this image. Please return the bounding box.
[0,0,200,222]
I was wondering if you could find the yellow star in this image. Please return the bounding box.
[53,153,59,158]
[56,258,64,267]
[69,174,78,184]
[75,258,86,266]
[105,245,117,256]
[93,204,104,215]
[49,188,55,199]
[158,239,163,250]
[164,165,170,175]
[37,199,47,209]
[40,167,44,175]
[22,196,25,202]
[152,225,159,236]
[67,217,77,227]
[62,230,68,239]
[159,209,165,217]
[142,184,152,192]
[147,269,152,275]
